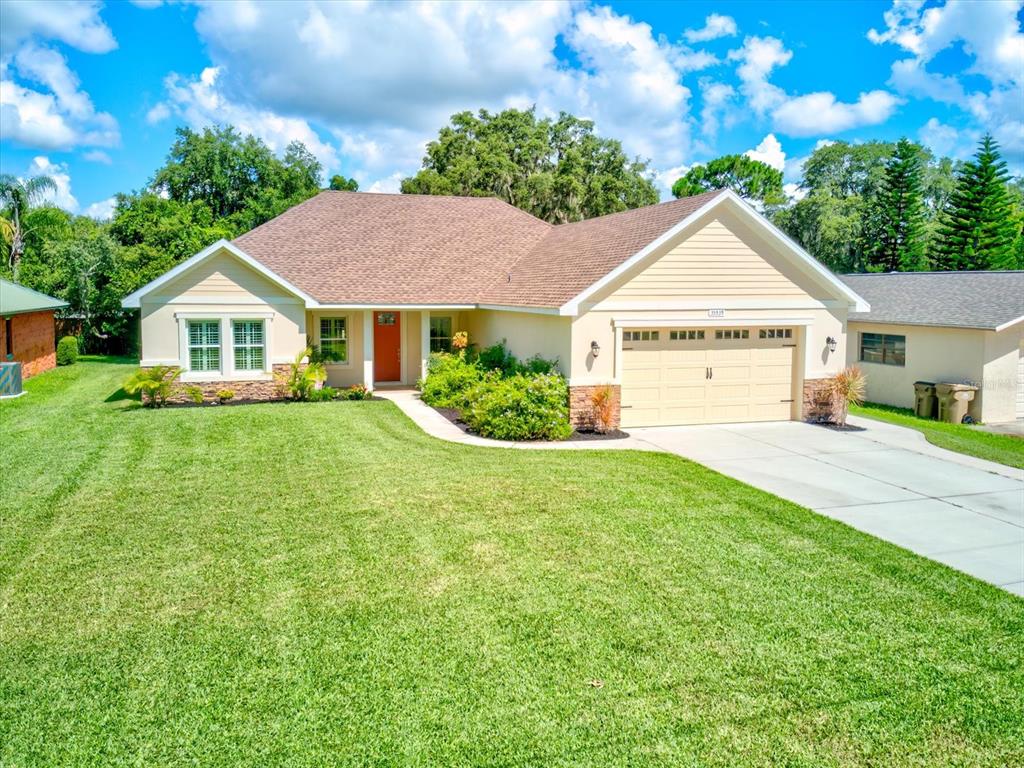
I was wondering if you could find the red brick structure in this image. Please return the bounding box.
[1,280,68,380]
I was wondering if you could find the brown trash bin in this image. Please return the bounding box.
[935,383,978,424]
[913,381,937,419]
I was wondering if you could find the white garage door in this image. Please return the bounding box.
[621,327,796,428]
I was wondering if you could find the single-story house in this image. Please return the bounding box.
[841,271,1024,423]
[1,279,68,379]
[122,189,868,428]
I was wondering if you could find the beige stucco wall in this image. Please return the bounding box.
[982,324,1023,422]
[843,321,1011,421]
[466,309,572,375]
[139,249,306,375]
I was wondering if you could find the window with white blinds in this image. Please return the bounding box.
[233,320,265,370]
[188,320,220,372]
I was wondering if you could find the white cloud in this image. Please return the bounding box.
[24,155,77,211]
[157,67,340,174]
[727,34,901,137]
[156,2,707,196]
[869,0,1023,85]
[82,149,111,164]
[145,102,170,124]
[698,79,736,137]
[918,117,960,157]
[869,0,1023,157]
[366,172,405,194]
[683,14,737,43]
[727,36,791,114]
[0,9,119,151]
[0,0,116,54]
[772,90,902,136]
[745,133,785,171]
[83,196,115,220]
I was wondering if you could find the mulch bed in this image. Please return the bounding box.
[432,406,630,442]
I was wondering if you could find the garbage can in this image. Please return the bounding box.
[935,383,978,424]
[913,381,937,419]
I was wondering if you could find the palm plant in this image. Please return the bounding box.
[0,173,57,280]
[828,366,867,427]
[277,347,326,400]
[124,366,182,408]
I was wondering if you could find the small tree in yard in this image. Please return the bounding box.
[829,366,866,427]
[56,336,79,366]
[277,347,326,400]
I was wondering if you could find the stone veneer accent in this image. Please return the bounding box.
[802,378,837,423]
[568,384,621,431]
[148,364,293,403]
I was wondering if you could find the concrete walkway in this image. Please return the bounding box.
[379,389,1024,594]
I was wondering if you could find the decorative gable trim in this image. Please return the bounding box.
[121,239,319,309]
[557,190,869,316]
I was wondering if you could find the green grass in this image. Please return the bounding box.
[2,358,1022,767]
[850,401,1024,469]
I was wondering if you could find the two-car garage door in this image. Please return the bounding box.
[620,328,796,427]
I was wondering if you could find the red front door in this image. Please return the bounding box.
[373,311,401,382]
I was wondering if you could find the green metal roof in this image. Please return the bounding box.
[0,279,68,317]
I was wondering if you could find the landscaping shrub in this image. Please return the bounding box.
[124,366,180,408]
[338,384,372,401]
[829,366,867,426]
[589,386,615,433]
[476,340,519,375]
[462,372,572,441]
[277,347,326,401]
[184,385,204,404]
[216,389,235,404]
[307,386,337,402]
[56,336,78,366]
[419,352,482,408]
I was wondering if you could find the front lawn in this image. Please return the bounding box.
[851,401,1024,469]
[2,359,1022,767]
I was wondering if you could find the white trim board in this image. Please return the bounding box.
[558,190,869,316]
[122,240,317,308]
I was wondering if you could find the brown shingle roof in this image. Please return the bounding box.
[480,189,724,307]
[233,189,725,307]
[234,191,551,304]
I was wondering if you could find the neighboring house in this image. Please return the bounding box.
[122,190,867,428]
[842,271,1024,423]
[0,279,68,379]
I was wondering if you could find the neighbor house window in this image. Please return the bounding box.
[860,332,905,366]
[670,330,705,341]
[320,317,348,363]
[759,328,792,339]
[429,316,452,353]
[623,330,659,342]
[187,320,220,372]
[232,320,265,371]
[715,329,749,340]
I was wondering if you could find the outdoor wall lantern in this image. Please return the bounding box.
[591,340,601,358]
[826,336,838,353]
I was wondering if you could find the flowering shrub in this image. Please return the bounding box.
[462,372,572,441]
[452,331,469,351]
[338,384,372,401]
[419,352,482,408]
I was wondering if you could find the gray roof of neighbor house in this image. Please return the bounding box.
[232,189,729,307]
[841,271,1024,331]
[0,279,68,317]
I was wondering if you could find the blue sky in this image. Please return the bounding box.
[1,0,1022,219]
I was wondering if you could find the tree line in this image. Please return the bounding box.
[1,109,1021,354]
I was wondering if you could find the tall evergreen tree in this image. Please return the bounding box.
[933,134,1016,271]
[867,138,928,272]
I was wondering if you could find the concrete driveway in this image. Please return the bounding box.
[630,416,1024,595]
